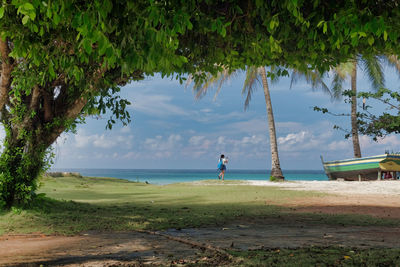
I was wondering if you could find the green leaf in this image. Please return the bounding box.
[53,13,60,25]
[220,27,226,37]
[83,39,92,54]
[187,20,193,30]
[46,7,52,18]
[28,10,36,20]
[358,32,367,38]
[384,31,388,41]
[23,3,35,11]
[48,62,55,78]
[0,7,4,19]
[22,15,29,25]
[368,36,374,45]
[323,23,327,34]
[211,21,217,31]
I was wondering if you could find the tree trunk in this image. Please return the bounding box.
[351,61,362,158]
[259,67,284,180]
[0,130,47,209]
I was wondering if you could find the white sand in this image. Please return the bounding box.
[245,180,400,196]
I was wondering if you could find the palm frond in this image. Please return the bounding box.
[290,69,332,98]
[268,65,280,85]
[334,61,354,79]
[360,55,384,91]
[242,66,260,110]
[190,67,238,100]
[331,72,345,100]
[383,54,400,78]
[289,69,303,89]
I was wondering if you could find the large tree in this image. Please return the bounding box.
[192,66,285,180]
[330,57,384,158]
[1,1,400,208]
[292,56,384,158]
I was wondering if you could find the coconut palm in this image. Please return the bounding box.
[191,66,284,180]
[292,55,385,158]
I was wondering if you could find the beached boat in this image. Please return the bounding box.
[321,154,400,181]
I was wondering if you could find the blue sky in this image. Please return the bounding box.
[52,66,400,170]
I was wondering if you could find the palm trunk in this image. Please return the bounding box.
[259,67,284,180]
[351,61,362,158]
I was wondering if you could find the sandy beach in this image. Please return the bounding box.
[246,180,400,196]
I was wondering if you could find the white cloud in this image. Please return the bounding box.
[189,136,206,146]
[239,135,265,146]
[278,131,308,146]
[188,136,212,152]
[276,121,304,132]
[359,135,400,154]
[120,126,131,133]
[131,94,187,117]
[327,140,350,151]
[277,130,335,154]
[74,131,94,148]
[73,129,133,149]
[143,134,183,157]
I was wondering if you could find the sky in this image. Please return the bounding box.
[52,65,400,170]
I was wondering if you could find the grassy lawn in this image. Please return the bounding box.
[0,176,399,235]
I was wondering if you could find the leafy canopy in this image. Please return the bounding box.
[2,0,400,208]
[3,0,400,80]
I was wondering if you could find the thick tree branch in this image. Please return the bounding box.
[46,96,87,146]
[65,96,87,120]
[30,85,40,111]
[0,37,13,111]
[43,90,54,122]
[46,67,105,145]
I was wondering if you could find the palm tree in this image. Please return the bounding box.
[293,56,384,158]
[191,66,284,180]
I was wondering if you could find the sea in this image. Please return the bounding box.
[50,169,328,185]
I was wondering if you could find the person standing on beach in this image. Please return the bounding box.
[218,154,228,180]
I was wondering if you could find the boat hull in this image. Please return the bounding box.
[322,154,400,181]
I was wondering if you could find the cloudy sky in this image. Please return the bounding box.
[52,66,400,170]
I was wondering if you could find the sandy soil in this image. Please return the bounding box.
[246,180,400,196]
[2,180,400,266]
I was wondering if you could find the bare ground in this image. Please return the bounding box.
[2,181,400,266]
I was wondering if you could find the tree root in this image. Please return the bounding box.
[136,229,234,261]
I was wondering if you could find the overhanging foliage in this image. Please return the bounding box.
[1,0,400,207]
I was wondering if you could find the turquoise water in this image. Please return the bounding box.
[51,169,327,185]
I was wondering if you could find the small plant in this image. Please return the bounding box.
[11,206,23,214]
[270,176,284,182]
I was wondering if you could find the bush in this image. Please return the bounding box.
[270,176,284,182]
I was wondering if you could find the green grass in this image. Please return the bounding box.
[0,176,399,235]
[229,247,400,266]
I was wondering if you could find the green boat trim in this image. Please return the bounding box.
[321,154,400,181]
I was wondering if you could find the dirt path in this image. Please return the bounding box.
[2,220,400,266]
[2,182,400,266]
[0,231,216,266]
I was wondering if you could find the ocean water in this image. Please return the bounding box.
[50,169,327,185]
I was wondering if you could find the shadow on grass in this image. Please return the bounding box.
[2,195,397,235]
